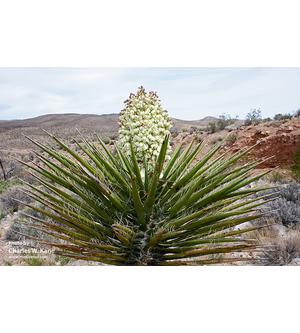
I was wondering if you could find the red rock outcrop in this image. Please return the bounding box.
[226,118,300,168]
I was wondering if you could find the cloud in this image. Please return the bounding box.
[0,68,299,120]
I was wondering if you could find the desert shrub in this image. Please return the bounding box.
[6,160,23,179]
[279,182,300,202]
[216,119,226,130]
[171,128,179,138]
[6,211,74,266]
[261,183,300,227]
[19,169,36,185]
[251,182,300,227]
[258,231,300,265]
[207,122,217,133]
[189,126,196,134]
[0,158,21,181]
[262,117,272,122]
[55,256,72,266]
[274,113,293,121]
[0,179,22,194]
[25,257,44,266]
[292,144,300,180]
[0,186,31,216]
[189,126,203,135]
[295,109,300,117]
[207,114,234,133]
[244,119,252,126]
[245,108,262,126]
[266,171,285,183]
[267,199,300,227]
[5,208,50,241]
[217,114,234,130]
[0,180,11,194]
[226,133,237,144]
[22,152,35,163]
[210,136,223,145]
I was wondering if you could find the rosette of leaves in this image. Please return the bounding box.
[118,86,172,164]
[18,131,273,265]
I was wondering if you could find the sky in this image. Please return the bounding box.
[0,67,299,121]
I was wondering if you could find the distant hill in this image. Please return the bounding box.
[0,113,220,134]
[171,116,219,130]
[0,113,120,133]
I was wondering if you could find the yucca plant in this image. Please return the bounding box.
[17,132,274,265]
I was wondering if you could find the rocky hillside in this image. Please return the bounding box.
[0,113,299,172]
[173,117,300,172]
[224,118,300,168]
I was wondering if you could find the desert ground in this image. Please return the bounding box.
[0,113,300,265]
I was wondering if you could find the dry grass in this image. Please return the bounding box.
[263,231,300,265]
[251,224,300,265]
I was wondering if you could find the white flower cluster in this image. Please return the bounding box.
[118,86,172,165]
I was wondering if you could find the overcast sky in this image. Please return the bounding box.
[0,67,299,120]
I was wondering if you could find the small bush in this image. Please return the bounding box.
[267,199,300,227]
[189,126,203,135]
[245,108,262,126]
[216,120,226,131]
[207,122,217,134]
[262,117,272,122]
[22,152,35,163]
[189,126,196,134]
[0,174,22,193]
[279,182,300,203]
[207,114,234,133]
[25,257,44,266]
[244,119,252,126]
[216,114,234,130]
[292,144,300,180]
[226,133,237,144]
[258,231,300,265]
[267,171,285,183]
[257,182,300,227]
[210,137,223,145]
[0,186,31,216]
[171,128,179,138]
[0,180,12,194]
[274,113,293,121]
[6,210,50,241]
